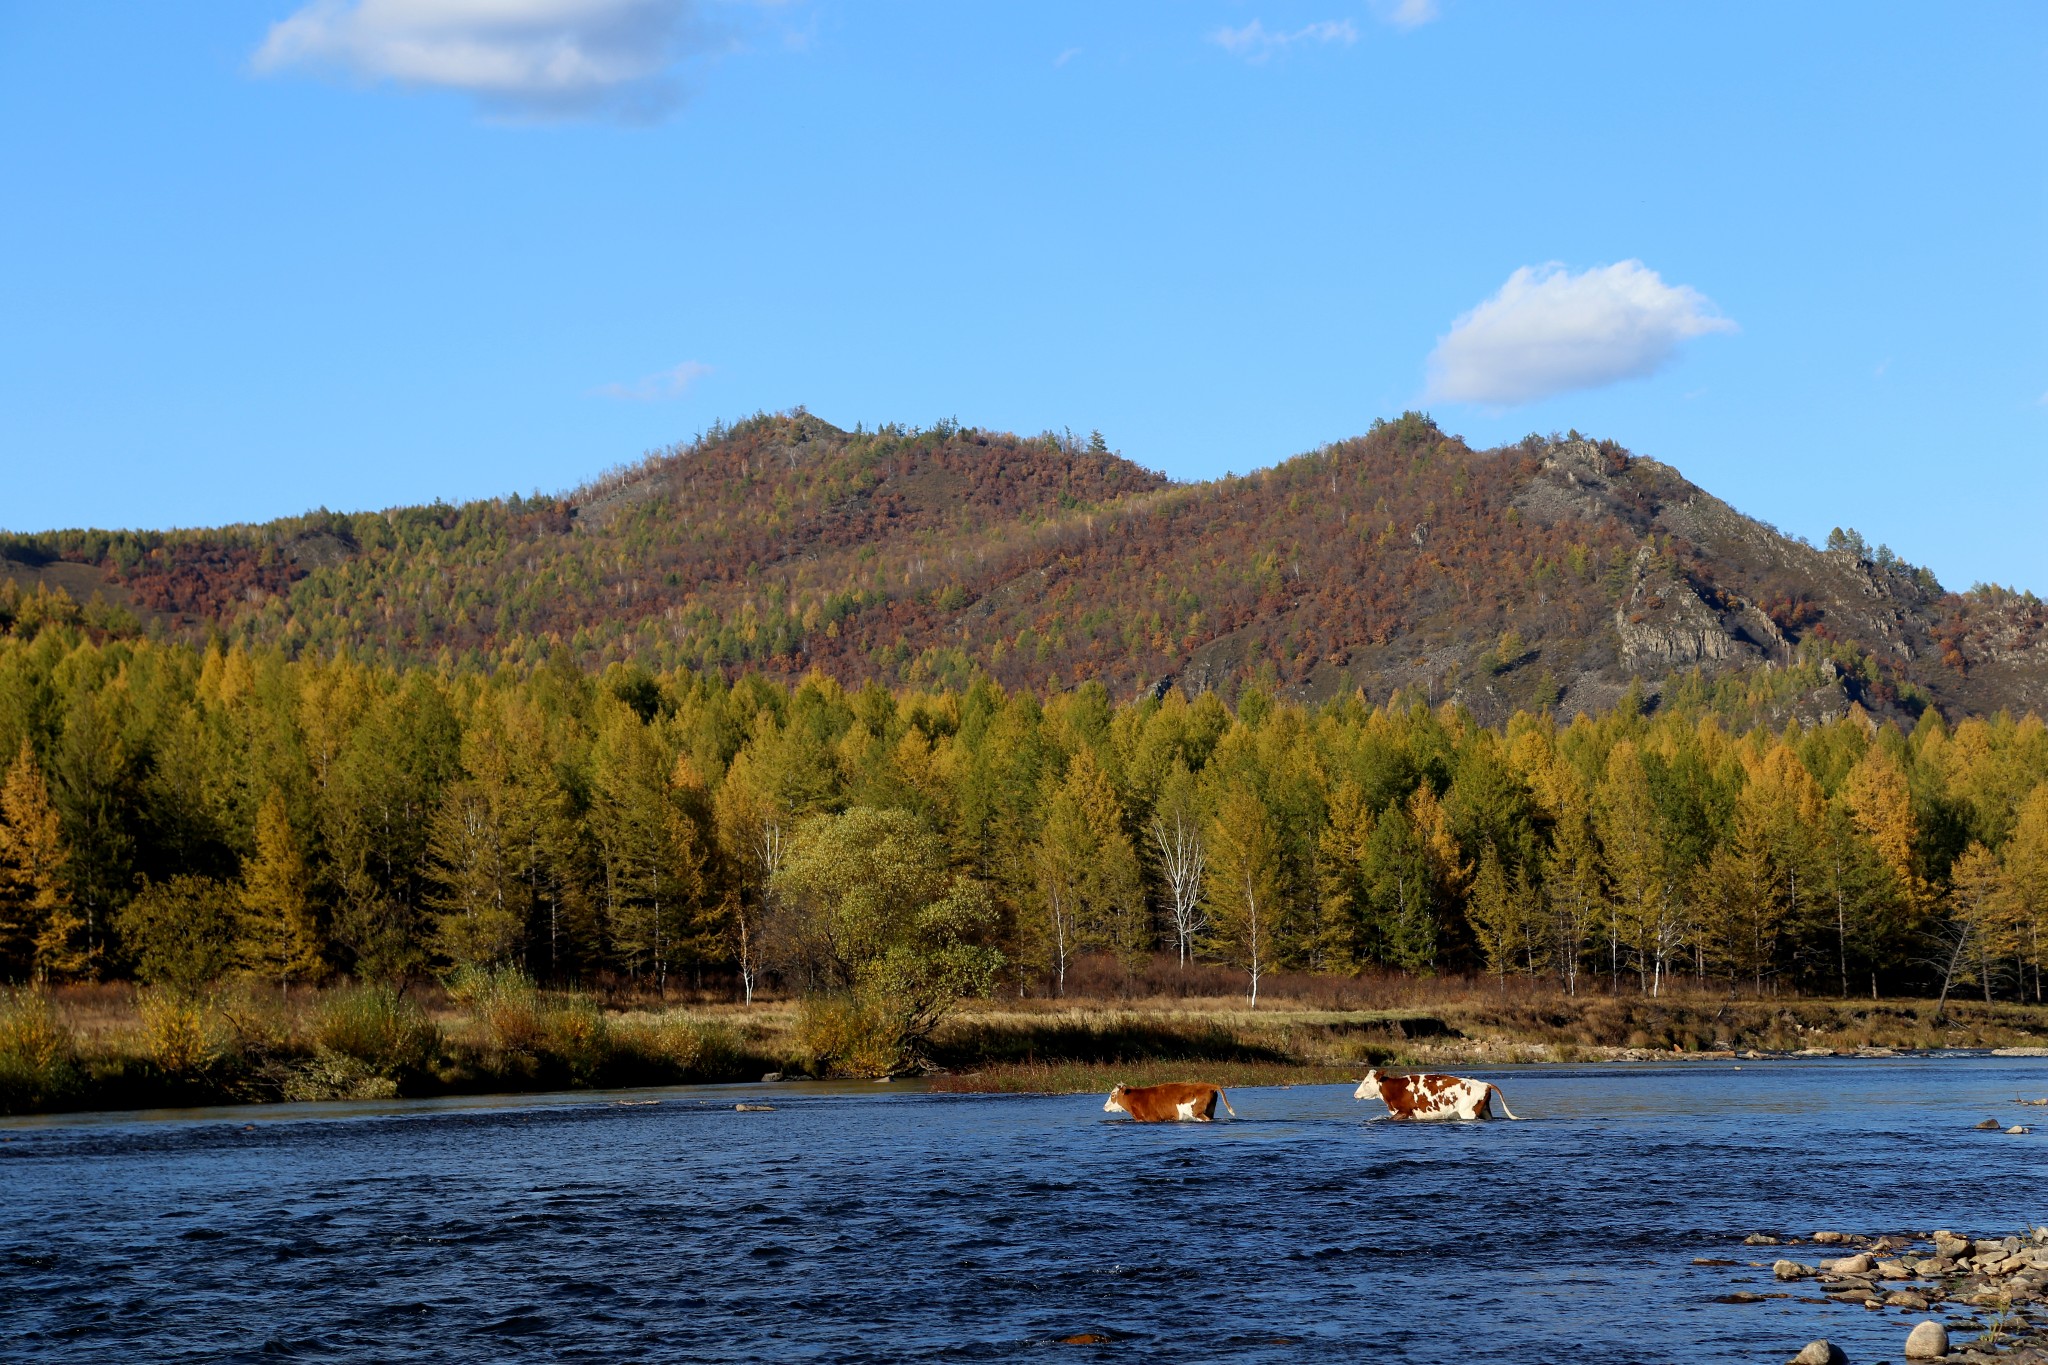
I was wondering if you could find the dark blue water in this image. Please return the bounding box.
[3,1058,2043,1363]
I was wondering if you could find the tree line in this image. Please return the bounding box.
[0,620,2044,1010]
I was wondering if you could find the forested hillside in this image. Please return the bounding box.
[0,610,2043,1007]
[6,409,2045,725]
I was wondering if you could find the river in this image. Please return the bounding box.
[3,1056,2043,1362]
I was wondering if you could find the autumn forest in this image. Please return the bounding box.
[1,596,2044,1018]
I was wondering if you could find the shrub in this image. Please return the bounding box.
[314,985,439,1080]
[0,990,79,1111]
[116,877,239,990]
[137,989,234,1076]
[449,965,615,1082]
[280,1052,401,1103]
[536,994,610,1082]
[448,964,548,1052]
[796,993,910,1078]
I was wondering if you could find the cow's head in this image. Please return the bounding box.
[1353,1070,1384,1102]
[1103,1084,1128,1114]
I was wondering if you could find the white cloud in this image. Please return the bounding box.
[1426,260,1736,406]
[594,359,712,401]
[1211,18,1358,62]
[252,0,723,121]
[1372,0,1439,30]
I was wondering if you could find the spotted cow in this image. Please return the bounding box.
[1103,1082,1237,1123]
[1353,1069,1519,1121]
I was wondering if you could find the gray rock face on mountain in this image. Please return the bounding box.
[1614,545,1759,671]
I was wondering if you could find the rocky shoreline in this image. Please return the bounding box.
[1720,1227,2048,1362]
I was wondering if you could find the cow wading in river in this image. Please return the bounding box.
[1353,1069,1519,1121]
[1103,1082,1237,1123]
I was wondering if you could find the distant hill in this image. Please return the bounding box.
[6,409,2045,723]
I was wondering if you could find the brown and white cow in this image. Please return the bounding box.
[1103,1082,1237,1123]
[1353,1069,1519,1121]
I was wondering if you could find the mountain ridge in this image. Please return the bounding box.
[4,409,2044,724]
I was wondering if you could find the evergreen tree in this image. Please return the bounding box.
[1028,748,1145,993]
[2006,784,2048,1002]
[237,786,325,987]
[1940,843,2019,1010]
[0,742,88,981]
[1205,781,1283,1005]
[1468,842,1545,982]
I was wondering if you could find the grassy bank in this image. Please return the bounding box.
[926,985,2048,1093]
[0,976,782,1117]
[6,974,2046,1115]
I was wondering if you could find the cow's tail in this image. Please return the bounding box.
[1487,1084,1520,1121]
[1218,1090,1237,1118]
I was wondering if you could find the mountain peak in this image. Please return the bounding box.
[3,413,2043,724]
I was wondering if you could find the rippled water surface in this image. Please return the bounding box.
[4,1057,2045,1363]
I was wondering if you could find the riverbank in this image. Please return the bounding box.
[1729,1227,2048,1363]
[5,979,2046,1115]
[927,991,2048,1093]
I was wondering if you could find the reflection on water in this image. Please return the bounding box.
[3,1058,2043,1362]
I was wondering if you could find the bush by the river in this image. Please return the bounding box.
[0,989,80,1110]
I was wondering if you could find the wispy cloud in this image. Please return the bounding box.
[1054,46,1082,68]
[1426,261,1736,406]
[1211,18,1358,62]
[1371,0,1439,31]
[594,360,713,401]
[252,0,728,122]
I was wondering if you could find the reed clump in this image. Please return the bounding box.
[310,984,440,1084]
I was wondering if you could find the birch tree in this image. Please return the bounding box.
[1150,762,1207,969]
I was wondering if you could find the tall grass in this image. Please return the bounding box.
[314,985,440,1079]
[0,990,79,1112]
[449,965,738,1086]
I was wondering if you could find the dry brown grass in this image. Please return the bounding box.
[11,969,2046,1114]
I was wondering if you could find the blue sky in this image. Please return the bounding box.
[3,2,2043,590]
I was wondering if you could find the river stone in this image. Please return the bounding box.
[1814,1231,1848,1245]
[1747,1233,1784,1246]
[1787,1340,1846,1365]
[1885,1290,1929,1310]
[1934,1233,1973,1259]
[1876,1259,1915,1279]
[1826,1254,1875,1275]
[1776,1260,1817,1280]
[2008,1124,2030,1134]
[1903,1319,1949,1357]
[1972,1118,2001,1130]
